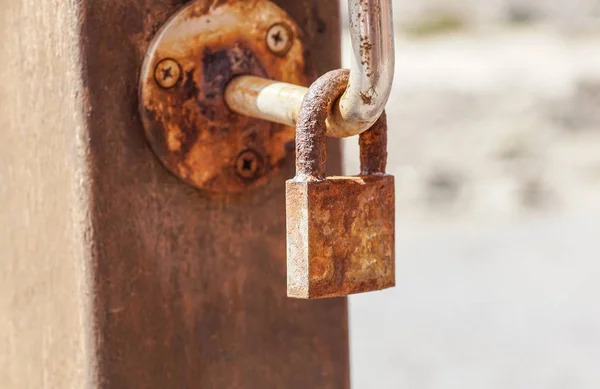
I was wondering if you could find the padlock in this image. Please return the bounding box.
[286,69,395,299]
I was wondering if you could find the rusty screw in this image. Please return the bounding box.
[266,23,293,56]
[235,149,263,180]
[154,58,181,89]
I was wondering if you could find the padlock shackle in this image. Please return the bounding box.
[295,69,387,181]
[359,112,388,175]
[225,0,395,137]
[329,0,395,137]
[294,70,348,180]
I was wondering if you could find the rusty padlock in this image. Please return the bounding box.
[286,69,395,299]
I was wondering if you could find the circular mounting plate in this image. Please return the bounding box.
[139,0,309,193]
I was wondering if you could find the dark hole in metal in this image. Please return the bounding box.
[242,158,254,171]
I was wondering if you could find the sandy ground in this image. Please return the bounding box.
[343,28,600,389]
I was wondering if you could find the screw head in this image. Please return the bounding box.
[154,58,181,89]
[235,149,263,180]
[266,23,293,56]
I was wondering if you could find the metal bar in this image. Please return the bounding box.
[225,0,395,137]
[331,0,395,137]
[225,76,308,127]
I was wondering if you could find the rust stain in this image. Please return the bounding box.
[139,0,310,193]
[359,112,388,174]
[234,149,263,180]
[154,58,181,89]
[85,0,350,386]
[287,69,395,299]
[294,69,349,180]
[286,176,395,299]
[266,22,294,56]
[358,34,373,79]
[359,92,372,105]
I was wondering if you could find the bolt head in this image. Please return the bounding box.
[154,58,181,89]
[235,150,263,180]
[266,23,293,56]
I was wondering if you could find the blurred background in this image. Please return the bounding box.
[341,1,600,388]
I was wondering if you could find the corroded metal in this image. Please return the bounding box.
[295,70,350,180]
[266,23,294,56]
[328,0,395,137]
[87,0,348,386]
[154,59,182,89]
[225,76,308,127]
[225,0,395,139]
[234,149,263,180]
[359,111,388,174]
[286,69,395,299]
[139,0,309,193]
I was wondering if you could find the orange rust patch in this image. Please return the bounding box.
[287,69,395,299]
[359,92,373,105]
[139,0,310,193]
[286,175,395,299]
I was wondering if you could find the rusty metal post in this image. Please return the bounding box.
[2,0,347,387]
[84,0,349,388]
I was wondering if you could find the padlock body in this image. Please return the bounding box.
[286,175,395,299]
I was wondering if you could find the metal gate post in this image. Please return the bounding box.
[0,0,347,388]
[83,0,348,388]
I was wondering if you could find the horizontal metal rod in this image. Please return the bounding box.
[225,0,395,137]
[225,76,308,127]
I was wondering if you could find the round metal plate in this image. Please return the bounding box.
[139,0,309,193]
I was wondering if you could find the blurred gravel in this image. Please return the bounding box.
[343,27,600,389]
[341,0,600,34]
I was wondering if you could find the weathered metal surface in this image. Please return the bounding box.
[82,0,349,387]
[286,69,395,299]
[266,22,294,56]
[226,0,396,139]
[327,0,395,137]
[360,111,388,174]
[154,58,182,89]
[294,69,349,179]
[139,0,310,193]
[287,175,395,299]
[225,75,308,127]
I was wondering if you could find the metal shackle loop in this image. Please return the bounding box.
[295,69,349,181]
[225,0,395,138]
[295,69,388,181]
[359,111,388,175]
